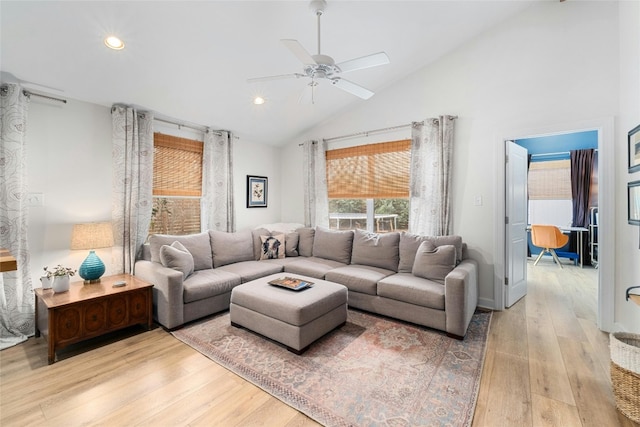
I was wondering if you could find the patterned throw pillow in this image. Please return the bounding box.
[159,241,195,279]
[260,234,286,260]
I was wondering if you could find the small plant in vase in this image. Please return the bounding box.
[43,265,76,293]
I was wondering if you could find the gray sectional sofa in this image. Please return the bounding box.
[134,226,478,338]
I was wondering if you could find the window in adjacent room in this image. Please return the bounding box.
[149,132,203,235]
[528,159,572,226]
[326,139,410,233]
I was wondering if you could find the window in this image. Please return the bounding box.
[149,133,203,235]
[326,139,410,232]
[528,159,572,226]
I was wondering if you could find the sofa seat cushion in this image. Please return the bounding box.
[325,265,395,296]
[149,232,213,271]
[377,273,445,310]
[259,257,302,267]
[284,257,347,279]
[183,269,242,303]
[217,261,283,283]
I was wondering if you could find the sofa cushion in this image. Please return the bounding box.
[182,269,242,303]
[252,228,271,260]
[149,232,213,271]
[398,232,463,273]
[312,227,354,264]
[273,230,299,257]
[377,273,445,310]
[217,260,283,283]
[351,229,400,272]
[159,241,194,279]
[325,265,395,296]
[284,257,347,279]
[209,230,254,268]
[412,242,456,283]
[259,234,286,260]
[296,227,315,257]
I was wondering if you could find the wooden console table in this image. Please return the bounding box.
[35,274,153,364]
[0,248,17,272]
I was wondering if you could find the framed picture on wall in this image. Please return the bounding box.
[247,175,268,208]
[628,124,640,173]
[629,180,640,225]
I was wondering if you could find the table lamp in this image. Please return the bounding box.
[71,222,114,283]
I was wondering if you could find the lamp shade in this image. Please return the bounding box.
[71,222,114,283]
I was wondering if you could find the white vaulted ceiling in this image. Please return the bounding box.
[0,1,536,145]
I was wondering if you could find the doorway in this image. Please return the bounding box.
[495,118,614,332]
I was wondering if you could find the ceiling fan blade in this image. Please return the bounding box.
[281,39,317,65]
[247,73,305,83]
[330,78,374,100]
[336,52,390,74]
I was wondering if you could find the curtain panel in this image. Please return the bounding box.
[302,140,329,228]
[570,149,594,228]
[202,130,234,232]
[0,83,34,349]
[409,116,455,236]
[111,105,154,274]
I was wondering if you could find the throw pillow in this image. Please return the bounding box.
[273,230,299,257]
[412,242,456,282]
[159,241,194,279]
[260,234,286,260]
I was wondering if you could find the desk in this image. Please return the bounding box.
[330,213,398,232]
[527,226,589,268]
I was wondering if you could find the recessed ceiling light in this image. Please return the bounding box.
[104,36,125,50]
[253,96,266,105]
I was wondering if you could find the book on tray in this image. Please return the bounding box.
[268,276,314,291]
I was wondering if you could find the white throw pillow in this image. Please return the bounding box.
[260,234,286,260]
[160,241,195,279]
[412,242,456,282]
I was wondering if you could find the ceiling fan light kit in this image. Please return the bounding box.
[248,0,389,101]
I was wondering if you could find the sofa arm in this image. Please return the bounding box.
[134,260,185,329]
[444,259,478,338]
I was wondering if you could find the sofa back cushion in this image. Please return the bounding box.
[351,229,400,272]
[296,227,315,257]
[312,227,354,264]
[209,230,254,268]
[412,242,456,282]
[398,232,463,273]
[149,232,213,271]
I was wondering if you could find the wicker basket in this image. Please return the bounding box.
[610,332,640,423]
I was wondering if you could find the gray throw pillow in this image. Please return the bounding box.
[209,230,255,268]
[149,232,213,271]
[351,229,400,271]
[296,227,315,257]
[312,227,354,264]
[398,232,463,273]
[159,241,194,279]
[274,230,299,257]
[412,242,456,282]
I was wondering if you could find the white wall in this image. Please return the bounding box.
[280,1,625,314]
[25,100,282,286]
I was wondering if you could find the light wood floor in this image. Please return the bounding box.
[1,260,637,426]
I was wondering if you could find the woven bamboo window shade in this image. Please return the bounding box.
[153,133,203,197]
[528,159,572,200]
[326,139,411,199]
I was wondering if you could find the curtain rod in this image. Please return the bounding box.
[154,116,219,135]
[24,90,67,104]
[306,115,459,145]
[531,148,599,157]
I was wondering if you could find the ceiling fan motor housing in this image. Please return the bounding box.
[305,54,340,78]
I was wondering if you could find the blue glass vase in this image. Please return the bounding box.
[78,250,106,283]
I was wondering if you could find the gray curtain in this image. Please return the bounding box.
[0,83,33,349]
[302,139,329,228]
[111,105,154,274]
[409,115,455,236]
[570,149,594,228]
[202,130,234,232]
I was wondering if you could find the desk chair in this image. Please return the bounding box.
[531,224,570,268]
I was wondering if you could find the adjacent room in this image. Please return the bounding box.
[1,1,639,426]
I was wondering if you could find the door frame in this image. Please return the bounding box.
[493,117,614,332]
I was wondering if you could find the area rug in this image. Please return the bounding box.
[172,309,491,427]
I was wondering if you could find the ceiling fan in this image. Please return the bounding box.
[247,0,389,101]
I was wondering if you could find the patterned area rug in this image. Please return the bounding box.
[172,309,491,427]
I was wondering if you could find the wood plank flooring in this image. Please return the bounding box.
[1,260,637,426]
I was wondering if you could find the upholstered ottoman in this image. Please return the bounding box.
[229,273,347,354]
